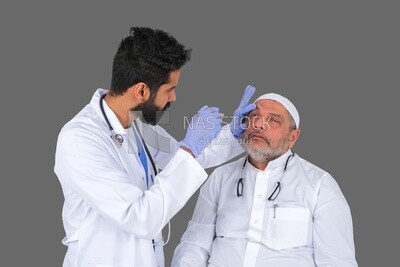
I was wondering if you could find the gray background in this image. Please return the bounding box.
[1,1,398,266]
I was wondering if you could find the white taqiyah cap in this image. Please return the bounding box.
[255,93,300,128]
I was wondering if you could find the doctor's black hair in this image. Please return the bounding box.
[110,27,192,96]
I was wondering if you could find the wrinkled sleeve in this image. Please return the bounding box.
[171,171,219,267]
[313,174,358,266]
[153,124,244,170]
[196,125,244,168]
[55,128,207,240]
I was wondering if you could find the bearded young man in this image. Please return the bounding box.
[172,92,358,267]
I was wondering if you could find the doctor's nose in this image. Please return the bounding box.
[168,91,176,102]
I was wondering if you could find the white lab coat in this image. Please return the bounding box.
[54,89,244,267]
[172,150,358,267]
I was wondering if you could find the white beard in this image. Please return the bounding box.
[241,134,290,163]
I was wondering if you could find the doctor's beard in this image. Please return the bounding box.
[132,97,171,125]
[241,130,291,163]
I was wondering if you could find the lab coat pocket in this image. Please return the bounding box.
[266,207,310,250]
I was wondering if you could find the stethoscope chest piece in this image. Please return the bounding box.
[110,130,124,147]
[100,94,125,148]
[115,134,123,143]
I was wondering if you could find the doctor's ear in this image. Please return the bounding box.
[130,83,150,101]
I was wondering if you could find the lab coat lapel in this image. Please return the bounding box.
[90,89,148,188]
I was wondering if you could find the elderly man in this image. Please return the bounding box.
[172,92,358,266]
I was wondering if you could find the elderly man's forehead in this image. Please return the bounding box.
[255,99,288,113]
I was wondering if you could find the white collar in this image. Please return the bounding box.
[246,149,295,172]
[90,88,127,135]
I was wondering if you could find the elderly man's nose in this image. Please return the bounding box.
[253,117,264,129]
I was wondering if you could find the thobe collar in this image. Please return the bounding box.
[246,149,294,173]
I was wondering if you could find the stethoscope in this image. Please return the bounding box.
[99,94,124,147]
[99,94,171,246]
[236,151,295,203]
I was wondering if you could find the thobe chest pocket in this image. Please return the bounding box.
[266,207,311,250]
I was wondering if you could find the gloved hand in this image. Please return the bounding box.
[180,105,222,157]
[230,85,256,138]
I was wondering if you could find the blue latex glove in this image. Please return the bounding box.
[180,105,222,157]
[230,85,257,139]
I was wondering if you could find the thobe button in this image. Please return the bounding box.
[141,177,144,180]
[257,194,263,199]
[253,219,259,224]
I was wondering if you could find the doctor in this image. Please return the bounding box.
[172,92,358,266]
[54,27,255,267]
